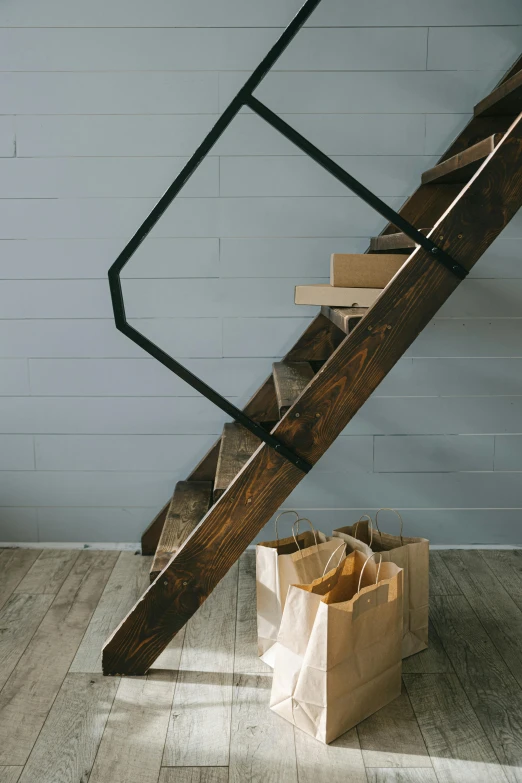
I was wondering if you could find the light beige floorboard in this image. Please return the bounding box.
[357,687,433,769]
[295,725,367,783]
[443,550,522,688]
[163,564,238,767]
[159,769,229,783]
[431,593,522,782]
[0,593,54,690]
[234,551,270,675]
[366,770,438,783]
[19,673,119,783]
[430,552,462,596]
[14,550,79,596]
[404,672,508,783]
[229,673,297,783]
[402,620,453,674]
[0,551,118,766]
[70,551,151,674]
[0,550,41,611]
[0,768,23,783]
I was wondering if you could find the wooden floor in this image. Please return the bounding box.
[0,548,521,783]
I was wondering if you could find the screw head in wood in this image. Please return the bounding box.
[458,234,463,239]
[315,413,321,418]
[163,581,168,586]
[295,412,300,417]
[183,581,188,586]
[247,498,252,504]
[367,326,372,331]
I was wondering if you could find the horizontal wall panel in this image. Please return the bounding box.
[0,436,35,470]
[0,508,38,543]
[0,318,222,359]
[122,277,323,318]
[36,506,157,543]
[314,436,373,473]
[347,396,522,436]
[427,26,522,71]
[287,471,522,509]
[16,113,428,158]
[0,397,228,435]
[424,114,471,156]
[407,318,522,358]
[221,70,503,114]
[220,155,435,198]
[259,508,522,546]
[223,316,314,357]
[469,237,522,279]
[0,238,219,280]
[0,72,218,115]
[438,280,522,317]
[220,238,366,278]
[0,280,112,319]
[0,117,14,157]
[0,360,29,395]
[28,358,269,397]
[377,357,522,396]
[0,471,180,507]
[0,28,427,72]
[374,435,494,472]
[1,0,520,27]
[0,158,219,199]
[0,196,403,239]
[494,436,522,471]
[34,434,214,472]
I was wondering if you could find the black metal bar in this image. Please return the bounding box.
[246,96,469,281]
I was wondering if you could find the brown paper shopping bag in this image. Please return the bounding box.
[334,509,429,658]
[256,511,342,667]
[270,550,403,744]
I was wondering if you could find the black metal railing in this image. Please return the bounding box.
[108,0,467,475]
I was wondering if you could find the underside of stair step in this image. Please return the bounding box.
[422,134,503,185]
[475,69,522,117]
[369,229,431,253]
[214,422,260,502]
[321,306,367,335]
[273,360,314,417]
[150,480,212,582]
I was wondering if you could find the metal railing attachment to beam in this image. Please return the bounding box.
[108,0,468,475]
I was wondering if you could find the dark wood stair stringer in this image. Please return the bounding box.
[103,114,522,675]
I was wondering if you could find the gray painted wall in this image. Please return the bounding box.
[1,0,522,546]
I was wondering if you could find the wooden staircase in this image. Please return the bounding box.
[102,57,522,676]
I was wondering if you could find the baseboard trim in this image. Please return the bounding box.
[1,542,521,552]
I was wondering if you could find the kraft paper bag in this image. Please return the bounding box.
[256,511,343,667]
[270,550,403,744]
[334,509,429,658]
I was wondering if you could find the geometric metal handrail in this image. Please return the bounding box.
[108,0,468,476]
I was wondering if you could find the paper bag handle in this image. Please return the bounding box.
[292,517,319,557]
[353,513,374,547]
[274,510,300,541]
[375,508,404,545]
[357,552,383,594]
[322,542,346,576]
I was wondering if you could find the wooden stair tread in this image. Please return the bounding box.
[214,423,260,501]
[475,69,522,117]
[273,361,314,416]
[321,306,367,335]
[370,229,431,253]
[150,481,212,581]
[422,134,503,185]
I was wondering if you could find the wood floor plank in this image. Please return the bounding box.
[0,593,54,690]
[163,564,238,767]
[234,551,270,675]
[229,673,297,783]
[430,552,462,596]
[404,673,508,783]
[70,552,151,674]
[431,593,522,782]
[402,620,453,674]
[366,770,438,783]
[442,550,522,688]
[0,550,42,611]
[295,725,367,783]
[89,674,176,783]
[478,550,522,611]
[0,551,118,767]
[19,673,119,783]
[0,769,23,783]
[14,550,79,596]
[357,687,433,769]
[159,770,229,783]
